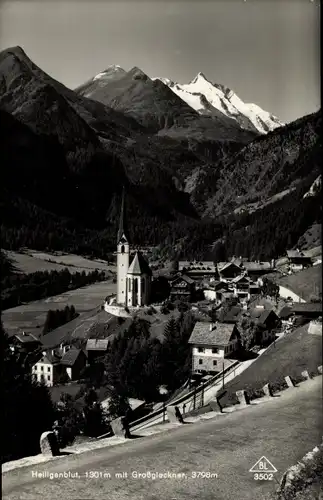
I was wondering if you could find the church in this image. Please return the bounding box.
[116,189,152,307]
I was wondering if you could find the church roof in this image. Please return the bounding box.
[127,251,152,276]
[117,186,129,243]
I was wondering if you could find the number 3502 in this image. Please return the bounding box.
[254,473,273,481]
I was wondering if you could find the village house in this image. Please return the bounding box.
[243,261,274,281]
[249,308,280,344]
[60,348,87,381]
[217,261,244,282]
[220,305,242,324]
[250,308,280,330]
[32,350,62,386]
[202,280,230,303]
[290,302,323,319]
[169,274,196,302]
[188,322,241,375]
[86,338,110,364]
[287,250,312,271]
[178,261,218,281]
[32,345,87,386]
[11,332,42,354]
[231,274,252,303]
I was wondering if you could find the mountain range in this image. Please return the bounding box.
[77,66,283,135]
[0,46,321,260]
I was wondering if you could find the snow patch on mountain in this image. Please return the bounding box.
[153,72,284,134]
[303,175,321,198]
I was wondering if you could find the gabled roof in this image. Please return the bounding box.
[86,339,110,351]
[243,262,271,272]
[287,250,311,259]
[204,281,229,291]
[217,261,242,273]
[127,251,152,276]
[222,306,242,323]
[278,306,293,319]
[188,322,239,346]
[60,348,84,366]
[171,274,195,285]
[36,352,61,365]
[14,333,40,343]
[291,303,322,314]
[232,274,251,284]
[250,308,278,323]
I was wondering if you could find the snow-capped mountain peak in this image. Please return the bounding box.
[153,72,284,134]
[93,65,126,81]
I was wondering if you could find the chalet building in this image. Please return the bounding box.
[169,274,196,302]
[249,282,261,297]
[188,322,241,375]
[217,261,243,282]
[32,350,62,386]
[203,281,230,303]
[32,346,87,386]
[221,306,242,324]
[250,308,280,330]
[86,338,110,363]
[232,274,252,303]
[178,261,218,281]
[243,261,273,280]
[278,305,294,325]
[287,250,312,271]
[11,332,41,354]
[290,302,323,319]
[60,348,87,381]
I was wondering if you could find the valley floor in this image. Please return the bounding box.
[2,279,116,337]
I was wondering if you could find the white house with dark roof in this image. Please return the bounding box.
[116,188,152,307]
[32,350,62,386]
[32,346,87,386]
[287,250,312,271]
[188,322,241,374]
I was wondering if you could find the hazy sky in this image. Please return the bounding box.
[0,0,320,123]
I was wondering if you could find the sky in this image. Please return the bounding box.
[0,0,320,123]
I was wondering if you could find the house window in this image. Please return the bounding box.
[198,359,203,365]
[34,366,37,371]
[213,360,217,366]
[47,376,50,381]
[41,366,44,371]
[47,367,50,372]
[198,347,204,353]
[212,348,219,354]
[121,245,125,254]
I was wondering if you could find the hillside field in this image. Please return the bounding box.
[2,279,116,337]
[221,323,322,407]
[4,249,116,275]
[277,264,322,302]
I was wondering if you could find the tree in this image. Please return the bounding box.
[261,278,280,300]
[107,389,130,420]
[2,323,55,462]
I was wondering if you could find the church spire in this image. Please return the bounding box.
[117,186,128,243]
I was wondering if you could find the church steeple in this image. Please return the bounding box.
[117,186,128,244]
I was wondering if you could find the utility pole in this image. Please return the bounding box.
[201,382,205,407]
[222,361,225,390]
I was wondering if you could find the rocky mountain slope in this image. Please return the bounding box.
[153,72,284,134]
[0,46,320,260]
